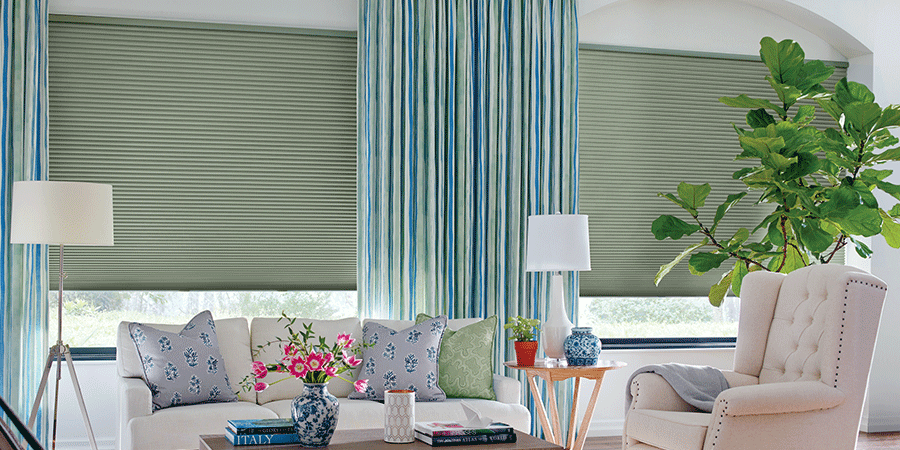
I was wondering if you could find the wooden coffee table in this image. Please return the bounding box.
[200,428,563,450]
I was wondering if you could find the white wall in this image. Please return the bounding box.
[43,0,900,446]
[46,361,118,450]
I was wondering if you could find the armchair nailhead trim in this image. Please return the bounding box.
[835,278,888,388]
[710,400,729,448]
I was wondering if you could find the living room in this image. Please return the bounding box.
[3,1,900,449]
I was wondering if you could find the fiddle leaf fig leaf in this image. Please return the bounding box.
[759,37,805,87]
[655,239,708,286]
[747,108,776,129]
[872,146,900,163]
[792,104,816,125]
[712,192,748,231]
[708,269,735,307]
[730,228,751,246]
[781,152,822,180]
[797,219,834,254]
[652,215,701,241]
[731,261,750,297]
[768,247,807,273]
[658,192,693,211]
[878,209,900,248]
[767,220,786,246]
[816,97,843,122]
[796,59,835,94]
[767,77,802,108]
[890,203,900,217]
[875,105,900,130]
[834,78,875,107]
[838,206,882,237]
[874,180,900,202]
[688,252,730,275]
[844,102,882,133]
[720,94,786,117]
[677,182,712,210]
[849,236,874,258]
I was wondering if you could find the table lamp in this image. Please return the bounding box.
[525,213,591,360]
[11,181,113,450]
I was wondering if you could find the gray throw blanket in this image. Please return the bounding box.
[625,363,729,413]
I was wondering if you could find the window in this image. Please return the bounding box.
[577,296,739,338]
[56,290,358,348]
[576,46,847,340]
[47,17,359,353]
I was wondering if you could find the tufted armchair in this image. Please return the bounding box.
[623,264,887,450]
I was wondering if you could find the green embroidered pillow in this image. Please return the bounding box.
[415,314,497,400]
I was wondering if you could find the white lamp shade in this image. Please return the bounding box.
[525,214,591,272]
[10,181,114,246]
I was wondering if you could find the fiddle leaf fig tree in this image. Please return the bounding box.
[653,37,900,306]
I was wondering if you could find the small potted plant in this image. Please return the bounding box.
[505,316,541,366]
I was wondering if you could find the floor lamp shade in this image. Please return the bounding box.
[10,181,114,246]
[525,214,591,360]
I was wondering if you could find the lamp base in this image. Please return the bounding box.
[28,342,99,450]
[542,273,574,359]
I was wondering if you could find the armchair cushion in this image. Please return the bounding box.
[714,381,844,416]
[625,410,709,450]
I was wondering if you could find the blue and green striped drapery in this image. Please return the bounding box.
[1,0,49,442]
[358,0,579,437]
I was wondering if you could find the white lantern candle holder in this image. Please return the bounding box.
[384,389,415,443]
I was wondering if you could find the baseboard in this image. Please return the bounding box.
[587,419,625,437]
[53,437,116,450]
[861,413,900,433]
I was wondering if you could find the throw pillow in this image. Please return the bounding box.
[415,314,497,400]
[348,316,448,402]
[129,310,238,410]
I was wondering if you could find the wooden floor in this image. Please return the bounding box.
[583,432,900,449]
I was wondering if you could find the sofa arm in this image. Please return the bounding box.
[493,374,521,404]
[118,377,152,429]
[628,372,696,412]
[714,381,844,416]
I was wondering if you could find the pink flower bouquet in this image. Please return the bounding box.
[239,314,368,393]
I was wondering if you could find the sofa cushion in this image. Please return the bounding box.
[416,314,497,400]
[261,398,386,430]
[123,400,276,450]
[128,311,238,410]
[252,317,363,403]
[348,316,448,401]
[626,409,710,450]
[118,316,256,403]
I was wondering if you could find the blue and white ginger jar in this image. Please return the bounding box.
[564,327,601,366]
[291,383,339,447]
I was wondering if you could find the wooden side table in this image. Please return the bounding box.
[505,360,626,450]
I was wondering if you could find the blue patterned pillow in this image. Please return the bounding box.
[348,316,447,401]
[128,310,238,410]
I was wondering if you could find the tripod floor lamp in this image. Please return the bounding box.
[10,181,113,450]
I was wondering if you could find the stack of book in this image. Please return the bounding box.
[414,422,516,447]
[225,418,300,446]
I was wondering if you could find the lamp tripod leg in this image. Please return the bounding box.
[62,346,98,450]
[27,347,56,429]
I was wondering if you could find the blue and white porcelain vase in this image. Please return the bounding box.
[291,383,339,447]
[564,327,601,366]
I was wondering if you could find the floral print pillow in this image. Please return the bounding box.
[129,310,238,410]
[348,316,447,401]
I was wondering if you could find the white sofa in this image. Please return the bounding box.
[116,316,530,450]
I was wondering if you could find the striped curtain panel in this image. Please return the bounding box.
[358,0,579,437]
[1,0,50,443]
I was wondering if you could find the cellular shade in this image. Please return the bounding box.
[47,17,357,291]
